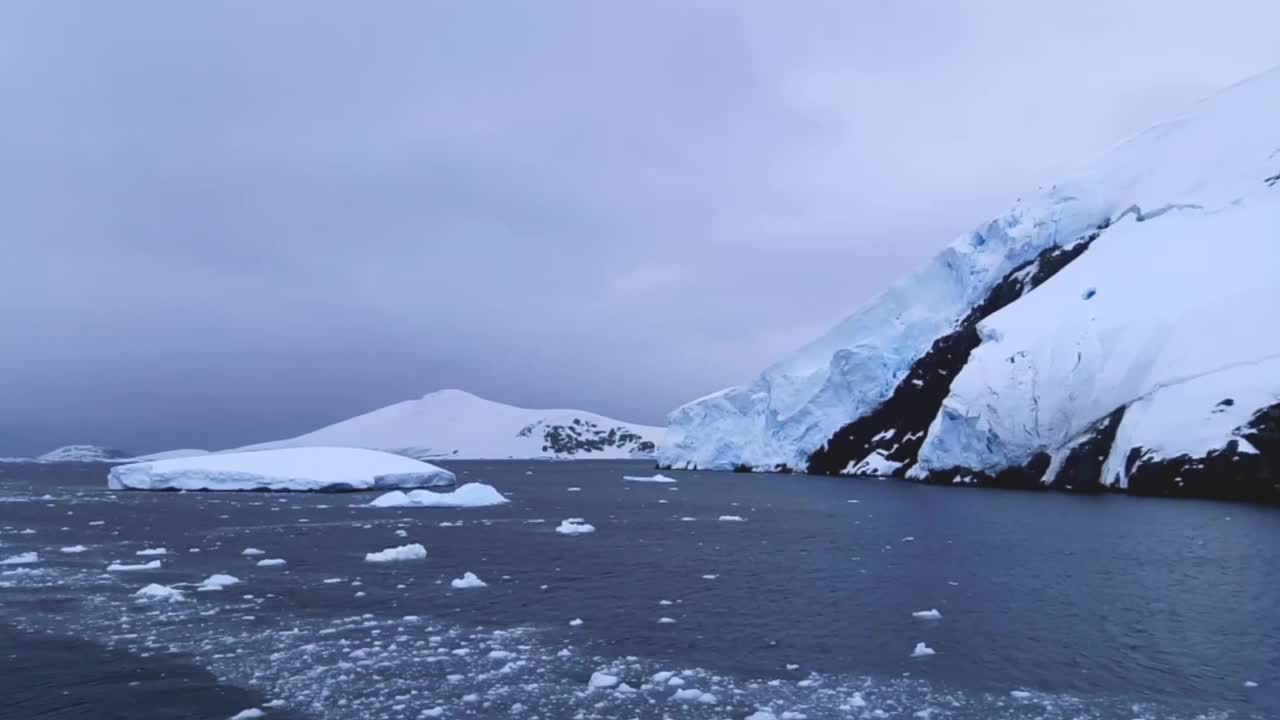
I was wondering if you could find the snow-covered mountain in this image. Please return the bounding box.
[237,389,664,460]
[659,67,1280,502]
[35,445,133,463]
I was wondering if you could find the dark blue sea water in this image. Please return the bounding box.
[1,460,1277,719]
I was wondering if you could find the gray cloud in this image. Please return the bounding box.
[2,1,1278,454]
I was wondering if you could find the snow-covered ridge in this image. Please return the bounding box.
[237,389,663,461]
[0,446,209,464]
[660,65,1280,502]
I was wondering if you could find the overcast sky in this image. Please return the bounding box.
[2,1,1278,455]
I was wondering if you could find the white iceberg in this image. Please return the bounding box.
[718,515,746,522]
[450,571,487,589]
[367,483,508,508]
[135,548,168,556]
[241,548,265,556]
[256,558,286,567]
[59,545,89,554]
[912,609,942,620]
[364,543,427,563]
[197,573,241,591]
[0,552,38,565]
[911,642,936,657]
[108,447,456,492]
[134,583,185,601]
[555,518,595,535]
[107,560,161,571]
[588,671,619,689]
[622,474,677,483]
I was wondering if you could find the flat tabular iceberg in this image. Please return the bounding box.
[556,518,595,535]
[108,447,456,492]
[368,483,509,508]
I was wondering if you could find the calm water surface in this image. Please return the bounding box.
[1,460,1276,719]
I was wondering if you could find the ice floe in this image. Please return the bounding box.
[368,483,509,508]
[912,609,942,620]
[555,518,595,535]
[450,571,487,589]
[197,574,241,591]
[364,544,427,563]
[107,560,160,571]
[622,474,677,483]
[911,642,936,658]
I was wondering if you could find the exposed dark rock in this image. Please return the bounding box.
[807,228,1103,476]
[522,419,655,456]
[1045,407,1127,493]
[1121,402,1280,504]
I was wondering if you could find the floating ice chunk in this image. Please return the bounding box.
[134,583,185,601]
[364,544,427,563]
[108,560,160,571]
[1245,680,1260,688]
[569,618,584,627]
[718,515,746,522]
[746,712,779,720]
[59,545,88,554]
[566,487,581,492]
[657,617,677,624]
[229,710,265,720]
[241,548,265,556]
[1,552,38,565]
[912,609,943,620]
[701,574,718,580]
[450,571,487,589]
[911,642,936,657]
[197,574,241,591]
[135,548,168,556]
[658,599,674,606]
[589,671,619,689]
[671,688,717,703]
[256,558,287,567]
[368,483,509,508]
[652,671,674,683]
[421,708,444,718]
[555,518,595,535]
[488,650,515,660]
[1010,690,1032,699]
[622,474,677,483]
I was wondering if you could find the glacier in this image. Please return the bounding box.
[659,66,1280,501]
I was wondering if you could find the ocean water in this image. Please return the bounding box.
[1,460,1277,719]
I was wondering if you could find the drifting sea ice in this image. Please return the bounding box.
[133,583,185,601]
[364,543,427,563]
[555,518,595,535]
[107,560,161,571]
[450,571,487,589]
[912,642,937,657]
[368,483,508,509]
[912,609,942,620]
[256,558,287,567]
[1,552,39,565]
[622,474,677,483]
[197,573,241,591]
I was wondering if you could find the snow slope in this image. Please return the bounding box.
[660,66,1280,501]
[108,447,457,492]
[237,389,663,460]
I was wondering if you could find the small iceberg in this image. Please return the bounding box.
[718,515,746,522]
[241,548,265,556]
[59,546,89,554]
[622,474,677,483]
[108,447,456,492]
[450,571,487,589]
[912,609,942,620]
[588,671,619,689]
[556,518,595,535]
[1,552,39,565]
[135,548,168,556]
[107,560,161,571]
[364,543,427,563]
[256,558,286,567]
[911,642,936,658]
[197,573,241,591]
[134,583,185,601]
[368,483,508,508]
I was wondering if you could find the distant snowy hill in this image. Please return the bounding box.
[660,67,1280,502]
[35,445,133,463]
[237,389,663,460]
